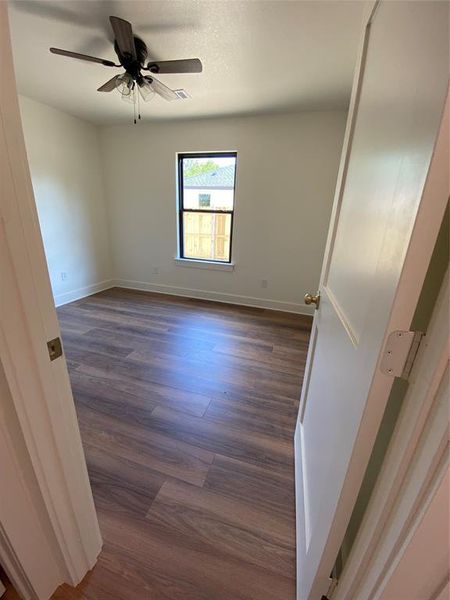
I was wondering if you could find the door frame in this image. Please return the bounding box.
[295,0,449,595]
[336,270,449,599]
[0,3,101,598]
[0,403,64,600]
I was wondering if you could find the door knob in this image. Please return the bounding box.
[304,291,320,308]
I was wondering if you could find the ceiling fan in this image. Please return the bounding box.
[50,16,202,122]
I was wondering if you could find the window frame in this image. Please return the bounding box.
[177,151,237,264]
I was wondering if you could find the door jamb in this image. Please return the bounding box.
[0,3,102,596]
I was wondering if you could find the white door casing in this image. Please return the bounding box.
[343,269,449,600]
[294,1,449,598]
[0,3,101,597]
[0,356,67,600]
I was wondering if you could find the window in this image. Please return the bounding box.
[178,152,237,263]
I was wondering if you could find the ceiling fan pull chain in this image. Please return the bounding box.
[138,87,141,121]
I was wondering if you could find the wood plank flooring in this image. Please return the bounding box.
[53,288,311,600]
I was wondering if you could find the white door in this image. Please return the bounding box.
[294,2,449,598]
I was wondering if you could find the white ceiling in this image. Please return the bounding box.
[8,0,364,124]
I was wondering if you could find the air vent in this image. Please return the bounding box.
[174,89,191,100]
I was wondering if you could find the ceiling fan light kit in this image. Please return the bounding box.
[49,15,202,123]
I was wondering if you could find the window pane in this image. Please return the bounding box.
[182,156,236,211]
[183,212,231,262]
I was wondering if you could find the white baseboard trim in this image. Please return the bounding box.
[114,278,314,316]
[54,279,115,307]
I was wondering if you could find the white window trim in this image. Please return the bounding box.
[174,257,234,271]
[176,151,238,266]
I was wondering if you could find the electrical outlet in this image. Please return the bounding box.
[152,266,160,275]
[261,279,268,288]
[61,272,67,281]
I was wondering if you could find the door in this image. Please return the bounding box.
[294,2,449,598]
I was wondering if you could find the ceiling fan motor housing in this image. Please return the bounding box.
[114,35,148,79]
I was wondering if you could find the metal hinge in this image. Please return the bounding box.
[321,576,338,600]
[47,337,63,361]
[380,330,424,381]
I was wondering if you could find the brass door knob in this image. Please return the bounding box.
[304,291,320,308]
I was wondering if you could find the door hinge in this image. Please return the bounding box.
[47,337,63,361]
[321,576,338,600]
[380,330,424,381]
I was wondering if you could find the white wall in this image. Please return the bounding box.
[101,111,346,313]
[19,100,346,314]
[19,96,113,306]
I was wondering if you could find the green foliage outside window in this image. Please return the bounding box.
[183,159,219,178]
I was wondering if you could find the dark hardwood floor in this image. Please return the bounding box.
[53,288,311,600]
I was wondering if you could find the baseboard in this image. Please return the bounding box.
[114,278,315,316]
[54,279,115,307]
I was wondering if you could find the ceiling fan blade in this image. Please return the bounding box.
[109,16,136,60]
[50,47,117,67]
[146,58,202,74]
[97,75,120,92]
[146,76,178,101]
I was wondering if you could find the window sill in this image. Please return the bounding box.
[174,257,235,271]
